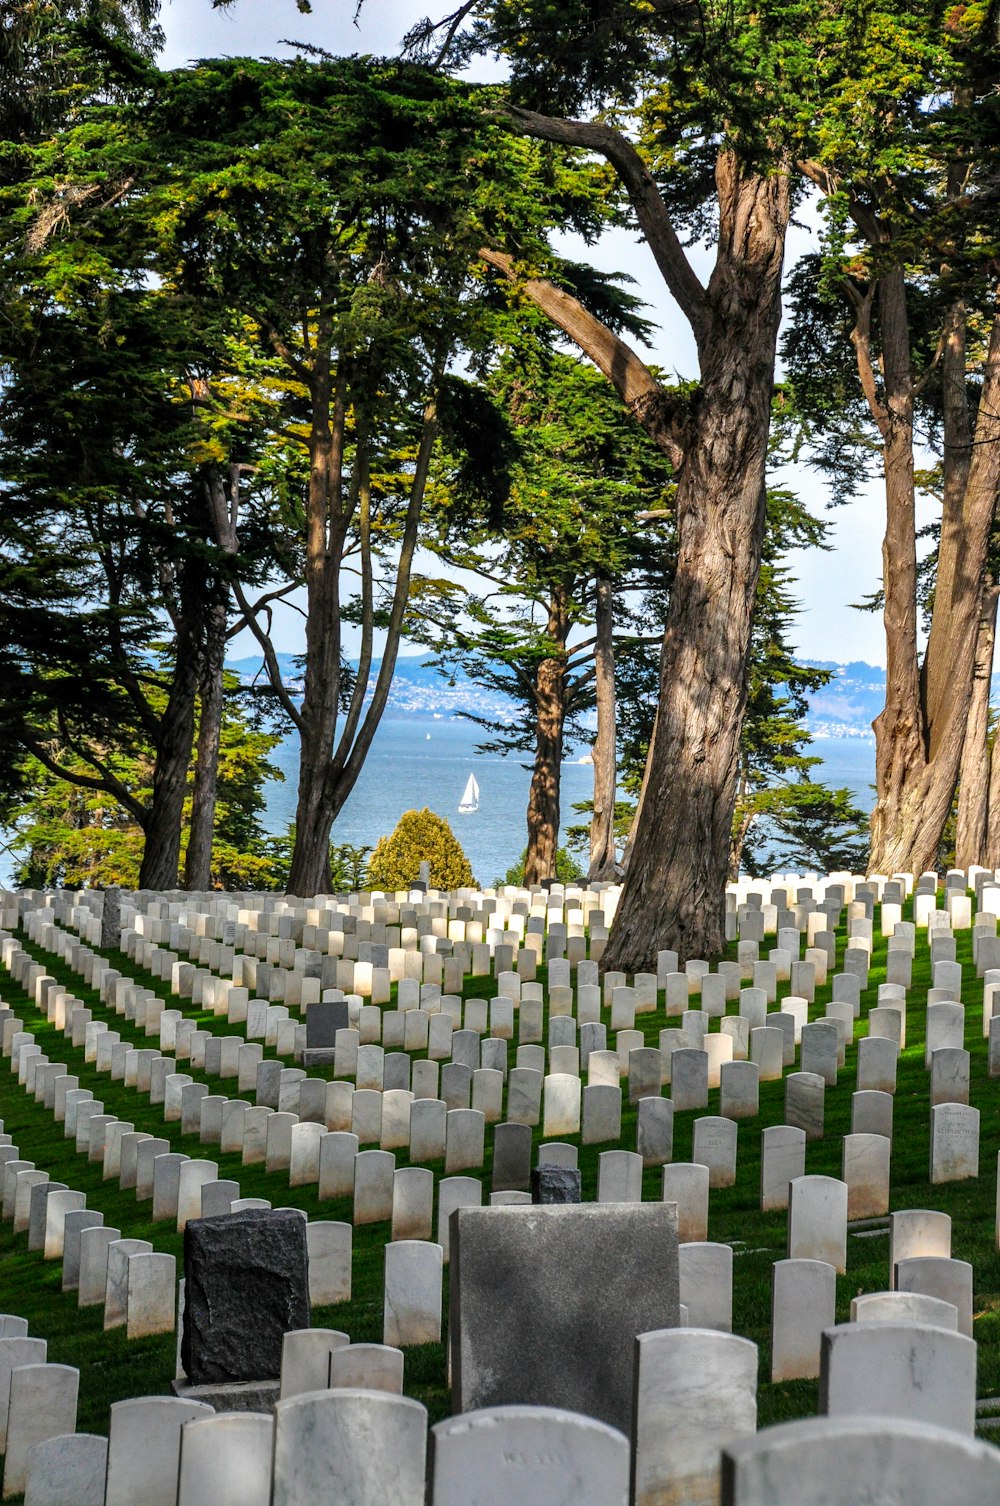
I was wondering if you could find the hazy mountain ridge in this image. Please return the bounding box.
[228,654,996,739]
[226,653,514,723]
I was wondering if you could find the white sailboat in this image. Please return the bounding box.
[458,772,480,814]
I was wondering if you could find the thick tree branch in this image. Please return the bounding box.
[848,284,889,433]
[480,248,689,467]
[332,434,374,759]
[22,730,148,826]
[506,106,708,343]
[231,578,305,733]
[328,388,442,797]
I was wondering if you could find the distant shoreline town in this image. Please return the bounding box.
[228,654,921,740]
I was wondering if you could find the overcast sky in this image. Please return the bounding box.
[158,0,902,667]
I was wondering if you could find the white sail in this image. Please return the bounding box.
[458,773,479,813]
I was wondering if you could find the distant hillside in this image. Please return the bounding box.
[226,653,514,723]
[227,653,996,739]
[803,661,886,739]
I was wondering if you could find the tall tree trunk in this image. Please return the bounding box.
[524,592,569,886]
[484,130,788,962]
[286,357,347,898]
[955,578,999,870]
[322,399,439,830]
[986,711,1000,868]
[602,159,790,967]
[728,765,754,881]
[868,287,1000,874]
[588,574,618,880]
[138,614,202,890]
[284,381,442,896]
[185,587,227,890]
[185,460,240,890]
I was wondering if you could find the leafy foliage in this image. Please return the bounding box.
[494,846,584,887]
[615,484,871,875]
[4,675,283,888]
[416,349,673,757]
[367,807,474,891]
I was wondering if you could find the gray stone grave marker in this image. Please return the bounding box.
[181,1208,310,1387]
[429,1405,629,1506]
[450,1203,679,1434]
[721,1416,1000,1506]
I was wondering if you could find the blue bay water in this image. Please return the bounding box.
[262,716,600,886]
[808,735,877,810]
[262,722,878,887]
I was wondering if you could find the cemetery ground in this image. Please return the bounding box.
[1,882,1000,1495]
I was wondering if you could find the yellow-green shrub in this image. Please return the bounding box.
[367,807,475,891]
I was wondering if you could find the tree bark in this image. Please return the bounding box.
[868,289,1000,875]
[955,578,998,870]
[322,399,438,829]
[486,145,789,964]
[524,591,569,886]
[137,610,202,890]
[185,587,227,890]
[185,461,240,891]
[589,574,618,879]
[286,355,347,898]
[987,705,1000,868]
[601,156,790,966]
[282,378,441,897]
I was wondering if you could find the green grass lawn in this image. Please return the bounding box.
[1,885,999,1482]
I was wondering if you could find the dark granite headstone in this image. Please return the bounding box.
[100,887,122,950]
[182,1208,310,1385]
[492,1122,533,1193]
[531,1165,581,1203]
[450,1203,679,1432]
[306,1000,348,1049]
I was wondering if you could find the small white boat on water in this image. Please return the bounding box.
[458,773,480,814]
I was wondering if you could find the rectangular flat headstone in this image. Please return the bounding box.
[306,1000,349,1050]
[182,1208,310,1385]
[450,1202,679,1433]
[530,1165,581,1203]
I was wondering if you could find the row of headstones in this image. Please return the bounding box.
[0,994,889,1240]
[0,1104,180,1347]
[0,925,775,1200]
[4,906,879,1154]
[9,892,991,1198]
[9,946,994,1372]
[16,897,903,1119]
[4,963,978,1252]
[56,891,616,1003]
[30,865,1000,969]
[0,992,526,1350]
[49,882,991,1086]
[8,964,983,1362]
[21,874,965,1128]
[14,893,921,1118]
[9,910,983,1151]
[731,866,1000,933]
[30,886,958,1102]
[1,950,669,1226]
[13,880,619,956]
[19,905,674,1083]
[4,920,985,1237]
[6,1324,998,1505]
[0,1006,362,1315]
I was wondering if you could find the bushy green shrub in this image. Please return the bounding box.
[368,807,475,891]
[494,846,584,887]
